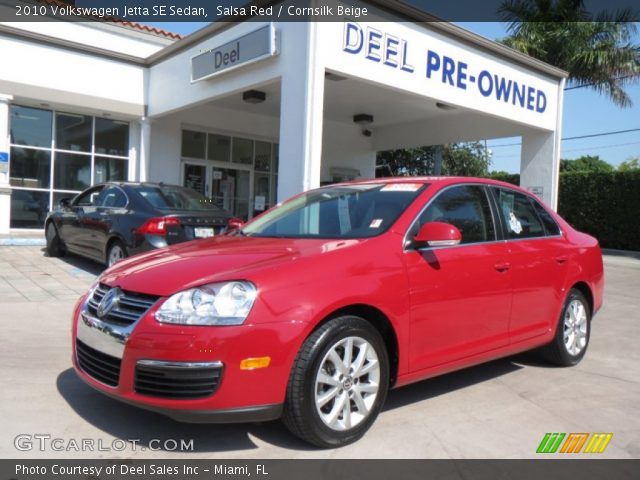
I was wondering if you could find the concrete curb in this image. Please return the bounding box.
[0,237,46,246]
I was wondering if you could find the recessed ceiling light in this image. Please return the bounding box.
[353,113,374,125]
[436,102,456,111]
[242,90,266,104]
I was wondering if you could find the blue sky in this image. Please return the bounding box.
[148,21,640,173]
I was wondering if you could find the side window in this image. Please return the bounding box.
[493,188,545,239]
[73,187,103,207]
[96,187,127,208]
[416,185,496,244]
[530,199,561,236]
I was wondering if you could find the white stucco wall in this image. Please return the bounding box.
[0,35,145,116]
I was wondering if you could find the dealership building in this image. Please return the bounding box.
[0,0,567,233]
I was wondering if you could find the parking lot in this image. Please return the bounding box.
[1,245,638,459]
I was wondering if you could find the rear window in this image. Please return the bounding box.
[136,185,222,212]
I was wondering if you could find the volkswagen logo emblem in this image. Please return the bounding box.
[97,287,122,318]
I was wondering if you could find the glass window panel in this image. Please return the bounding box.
[493,188,545,239]
[254,141,271,172]
[54,152,91,191]
[56,112,92,152]
[96,186,127,208]
[419,186,495,244]
[271,174,278,205]
[10,189,49,229]
[253,172,271,215]
[53,191,79,209]
[10,105,52,148]
[94,157,127,183]
[182,130,206,158]
[207,134,230,161]
[232,137,253,164]
[183,164,206,195]
[273,143,279,172]
[9,147,51,188]
[95,118,129,156]
[531,199,561,236]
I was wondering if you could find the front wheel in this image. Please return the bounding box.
[283,316,389,448]
[542,289,591,366]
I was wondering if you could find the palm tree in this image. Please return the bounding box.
[498,0,640,107]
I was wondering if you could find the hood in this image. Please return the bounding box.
[100,235,363,296]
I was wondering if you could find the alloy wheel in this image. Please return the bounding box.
[314,336,381,431]
[563,299,588,356]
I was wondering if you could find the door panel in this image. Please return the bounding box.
[490,187,569,343]
[406,185,513,371]
[406,243,512,370]
[507,238,569,342]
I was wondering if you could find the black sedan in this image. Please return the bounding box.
[44,182,238,267]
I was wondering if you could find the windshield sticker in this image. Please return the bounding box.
[369,219,383,228]
[509,212,523,234]
[381,183,421,192]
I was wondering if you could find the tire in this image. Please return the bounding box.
[106,240,127,267]
[45,222,65,257]
[283,315,390,448]
[541,289,591,366]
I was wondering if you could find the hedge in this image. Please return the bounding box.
[557,171,640,251]
[486,171,640,250]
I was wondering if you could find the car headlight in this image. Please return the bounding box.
[155,281,257,326]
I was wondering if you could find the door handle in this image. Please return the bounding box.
[555,256,568,264]
[494,261,511,272]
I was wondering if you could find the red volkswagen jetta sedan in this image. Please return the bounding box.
[71,177,604,447]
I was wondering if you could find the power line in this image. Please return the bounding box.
[490,127,640,148]
[492,140,640,159]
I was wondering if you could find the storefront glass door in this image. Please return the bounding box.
[211,168,251,220]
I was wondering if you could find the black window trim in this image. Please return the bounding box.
[404,182,563,251]
[488,186,563,241]
[403,182,499,251]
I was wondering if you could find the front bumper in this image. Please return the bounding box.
[71,292,307,423]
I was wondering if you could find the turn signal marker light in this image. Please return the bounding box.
[240,357,271,370]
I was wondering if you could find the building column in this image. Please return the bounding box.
[0,94,13,234]
[138,117,152,182]
[520,130,559,209]
[277,22,325,201]
[521,78,565,211]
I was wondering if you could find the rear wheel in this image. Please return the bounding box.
[106,240,127,267]
[283,316,389,448]
[542,289,591,366]
[45,222,65,257]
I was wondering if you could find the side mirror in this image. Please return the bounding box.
[413,221,462,248]
[59,198,71,208]
[227,217,244,231]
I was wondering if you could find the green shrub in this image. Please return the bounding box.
[558,171,640,251]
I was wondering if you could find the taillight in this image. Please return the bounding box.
[137,216,180,235]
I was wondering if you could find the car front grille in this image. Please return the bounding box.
[86,284,158,327]
[76,339,122,387]
[134,362,223,399]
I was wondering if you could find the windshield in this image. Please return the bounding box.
[137,186,223,212]
[242,183,426,239]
